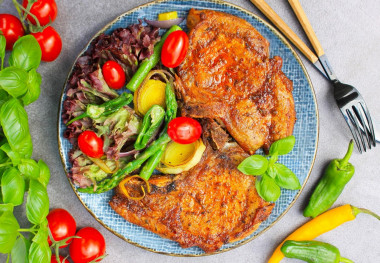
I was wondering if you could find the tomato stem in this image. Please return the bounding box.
[12,0,44,32]
[11,0,28,32]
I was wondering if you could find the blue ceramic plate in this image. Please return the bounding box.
[58,0,318,256]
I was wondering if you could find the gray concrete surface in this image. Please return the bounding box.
[1,0,380,262]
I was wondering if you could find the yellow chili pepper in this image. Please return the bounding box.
[269,204,380,263]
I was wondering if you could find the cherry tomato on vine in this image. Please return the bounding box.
[31,26,62,61]
[47,208,77,248]
[161,30,189,68]
[69,227,106,263]
[102,60,126,89]
[51,255,67,263]
[22,0,58,26]
[167,117,202,144]
[78,131,104,158]
[0,14,25,50]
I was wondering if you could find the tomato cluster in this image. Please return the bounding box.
[0,0,62,61]
[48,208,106,263]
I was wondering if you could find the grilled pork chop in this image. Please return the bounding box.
[176,9,296,154]
[110,121,274,252]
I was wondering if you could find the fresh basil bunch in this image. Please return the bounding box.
[238,136,300,202]
[0,34,51,261]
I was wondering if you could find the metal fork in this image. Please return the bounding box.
[250,0,377,152]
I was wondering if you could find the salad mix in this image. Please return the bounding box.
[63,17,203,195]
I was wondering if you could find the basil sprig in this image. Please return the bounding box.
[238,135,300,202]
[0,34,51,261]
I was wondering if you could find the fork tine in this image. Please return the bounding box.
[359,102,376,147]
[353,105,372,150]
[348,108,367,152]
[346,109,363,153]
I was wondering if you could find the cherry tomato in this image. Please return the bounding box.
[167,117,202,144]
[161,30,189,68]
[22,0,58,26]
[31,26,62,61]
[78,131,104,158]
[51,255,67,263]
[47,208,77,248]
[0,14,25,50]
[102,60,126,89]
[69,227,106,263]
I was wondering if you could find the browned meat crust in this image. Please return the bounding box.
[176,9,296,154]
[109,9,295,252]
[110,121,274,252]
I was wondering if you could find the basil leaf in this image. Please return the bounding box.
[255,174,281,202]
[266,164,276,178]
[269,135,296,156]
[238,155,268,175]
[0,207,20,253]
[11,235,30,263]
[0,203,14,213]
[1,143,21,165]
[26,179,49,225]
[9,35,42,71]
[0,67,28,98]
[0,89,10,109]
[29,227,51,263]
[0,98,33,158]
[0,138,8,164]
[0,34,5,70]
[1,167,25,206]
[20,69,42,106]
[18,159,40,180]
[37,160,50,187]
[274,163,301,190]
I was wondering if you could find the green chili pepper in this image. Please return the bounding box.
[126,25,182,92]
[164,82,177,122]
[304,140,354,218]
[281,240,353,263]
[66,92,133,125]
[134,105,165,150]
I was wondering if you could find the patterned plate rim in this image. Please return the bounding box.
[57,0,319,257]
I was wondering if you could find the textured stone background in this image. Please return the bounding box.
[1,0,380,262]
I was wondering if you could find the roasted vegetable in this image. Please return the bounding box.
[119,175,151,200]
[134,79,166,116]
[304,140,354,218]
[157,139,205,174]
[281,240,353,263]
[134,105,165,150]
[268,204,380,263]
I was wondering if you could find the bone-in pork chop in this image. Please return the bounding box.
[176,9,296,154]
[110,121,274,252]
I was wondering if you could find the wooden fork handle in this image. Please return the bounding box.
[288,0,325,57]
[250,0,318,64]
